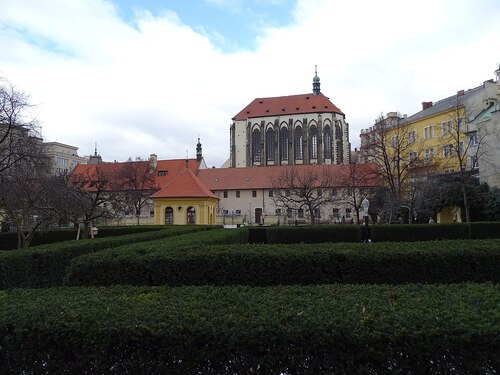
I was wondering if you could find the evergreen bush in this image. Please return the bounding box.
[0,226,216,288]
[1,284,498,374]
[65,239,500,287]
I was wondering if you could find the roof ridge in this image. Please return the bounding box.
[152,167,217,199]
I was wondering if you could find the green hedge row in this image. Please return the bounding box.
[65,239,500,286]
[262,225,361,244]
[0,226,218,289]
[1,284,498,374]
[0,225,166,250]
[253,222,500,244]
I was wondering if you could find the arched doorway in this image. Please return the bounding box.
[187,206,196,224]
[165,207,173,225]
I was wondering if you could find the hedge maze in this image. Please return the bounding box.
[0,224,499,373]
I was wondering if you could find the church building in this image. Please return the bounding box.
[230,68,351,168]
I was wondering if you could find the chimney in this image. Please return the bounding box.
[149,153,157,173]
[422,101,433,111]
[457,90,465,97]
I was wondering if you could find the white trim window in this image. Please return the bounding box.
[441,120,452,135]
[425,148,435,161]
[470,155,479,169]
[424,126,434,139]
[469,132,478,147]
[408,130,417,144]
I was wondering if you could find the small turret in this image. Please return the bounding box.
[313,65,321,95]
[196,138,202,162]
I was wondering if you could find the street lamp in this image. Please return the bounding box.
[361,198,370,242]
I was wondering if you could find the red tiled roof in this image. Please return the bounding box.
[71,158,199,192]
[232,93,344,121]
[151,167,218,199]
[197,164,379,191]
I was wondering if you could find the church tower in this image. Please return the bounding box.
[230,69,351,168]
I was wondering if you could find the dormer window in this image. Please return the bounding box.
[158,170,167,176]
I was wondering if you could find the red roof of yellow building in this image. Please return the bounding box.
[233,93,344,121]
[151,167,218,199]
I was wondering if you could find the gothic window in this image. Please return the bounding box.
[252,129,261,162]
[279,127,289,161]
[294,126,303,160]
[324,125,332,159]
[266,128,275,161]
[309,125,318,160]
[335,123,342,140]
[165,207,173,225]
[187,207,196,224]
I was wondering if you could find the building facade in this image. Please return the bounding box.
[152,167,218,226]
[43,141,87,175]
[230,70,351,168]
[198,163,379,226]
[360,76,498,178]
[71,156,207,226]
[465,68,500,188]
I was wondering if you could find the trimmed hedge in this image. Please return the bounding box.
[263,225,361,244]
[0,225,166,250]
[0,284,498,374]
[65,239,500,286]
[369,223,470,242]
[469,221,500,239]
[249,222,500,244]
[0,226,218,289]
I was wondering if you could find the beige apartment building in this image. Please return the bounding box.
[44,141,87,175]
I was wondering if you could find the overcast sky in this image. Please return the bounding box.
[1,0,499,167]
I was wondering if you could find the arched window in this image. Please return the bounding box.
[294,126,303,160]
[309,125,318,160]
[324,125,332,159]
[187,207,196,225]
[279,127,288,161]
[266,128,275,161]
[252,129,261,163]
[165,207,173,225]
[335,123,342,140]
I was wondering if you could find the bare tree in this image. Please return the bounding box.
[361,112,430,220]
[271,165,337,225]
[440,96,488,222]
[65,165,117,238]
[0,149,61,248]
[114,158,158,225]
[337,163,377,223]
[0,78,41,178]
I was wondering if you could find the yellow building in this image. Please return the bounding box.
[152,166,218,225]
[361,79,497,176]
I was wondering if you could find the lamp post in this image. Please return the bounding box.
[361,198,370,242]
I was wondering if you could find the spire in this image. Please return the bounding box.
[89,142,102,164]
[196,137,202,162]
[313,65,321,95]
